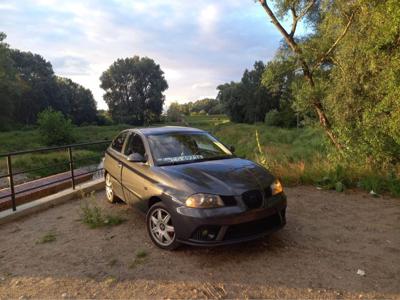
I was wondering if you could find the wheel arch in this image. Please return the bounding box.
[148,196,162,209]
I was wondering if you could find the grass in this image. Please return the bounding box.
[129,250,148,269]
[1,115,399,197]
[80,192,126,228]
[36,232,57,244]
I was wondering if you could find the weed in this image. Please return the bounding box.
[129,250,149,269]
[136,250,148,259]
[36,232,57,244]
[80,193,126,229]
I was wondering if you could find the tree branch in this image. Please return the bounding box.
[296,0,315,22]
[289,7,298,37]
[258,0,299,53]
[312,11,355,72]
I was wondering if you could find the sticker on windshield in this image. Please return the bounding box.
[157,155,204,163]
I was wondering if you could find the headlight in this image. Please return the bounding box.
[185,193,224,208]
[270,179,283,195]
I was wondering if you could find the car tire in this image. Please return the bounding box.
[146,202,180,250]
[105,172,118,203]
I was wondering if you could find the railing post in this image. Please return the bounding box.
[6,155,16,211]
[68,147,75,189]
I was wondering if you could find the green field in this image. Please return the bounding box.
[0,115,399,196]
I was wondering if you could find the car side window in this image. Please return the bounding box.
[111,132,127,153]
[124,133,146,157]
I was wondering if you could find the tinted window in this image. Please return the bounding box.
[124,133,146,156]
[111,132,127,153]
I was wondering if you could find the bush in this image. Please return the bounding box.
[264,109,280,126]
[37,108,75,145]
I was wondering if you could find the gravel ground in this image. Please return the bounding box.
[0,186,399,299]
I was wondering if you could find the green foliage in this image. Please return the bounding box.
[37,108,75,146]
[218,61,283,124]
[0,34,101,128]
[100,56,168,125]
[136,250,148,259]
[55,77,97,125]
[80,192,126,229]
[322,0,400,166]
[264,109,280,126]
[0,33,21,130]
[36,232,57,244]
[166,102,184,122]
[129,250,148,268]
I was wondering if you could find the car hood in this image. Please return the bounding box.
[158,157,274,196]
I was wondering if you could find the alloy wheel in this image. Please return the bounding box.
[149,208,175,246]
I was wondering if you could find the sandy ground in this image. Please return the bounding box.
[0,186,399,299]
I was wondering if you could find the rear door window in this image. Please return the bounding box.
[124,133,146,156]
[111,132,128,153]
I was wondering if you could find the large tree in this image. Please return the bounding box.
[100,56,168,125]
[10,49,60,124]
[0,33,21,129]
[323,0,400,164]
[56,77,97,125]
[257,0,358,149]
[217,61,279,123]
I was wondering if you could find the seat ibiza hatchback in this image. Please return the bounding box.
[104,126,286,250]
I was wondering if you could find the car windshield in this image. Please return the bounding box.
[147,132,233,166]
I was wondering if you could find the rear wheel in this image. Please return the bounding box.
[146,202,180,250]
[105,173,118,203]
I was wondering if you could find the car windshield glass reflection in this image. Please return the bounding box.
[148,133,233,166]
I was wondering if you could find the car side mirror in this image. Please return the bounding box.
[229,145,235,153]
[127,152,146,163]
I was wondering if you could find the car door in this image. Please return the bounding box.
[105,131,128,199]
[121,132,150,208]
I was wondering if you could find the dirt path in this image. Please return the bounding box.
[0,186,399,299]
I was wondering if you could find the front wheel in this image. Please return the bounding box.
[146,202,180,250]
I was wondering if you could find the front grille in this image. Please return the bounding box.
[220,195,237,206]
[191,225,220,241]
[242,190,263,209]
[224,213,282,240]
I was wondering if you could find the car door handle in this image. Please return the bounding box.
[117,163,122,168]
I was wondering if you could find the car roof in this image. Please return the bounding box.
[132,126,206,135]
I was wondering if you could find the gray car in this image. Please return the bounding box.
[104,126,287,250]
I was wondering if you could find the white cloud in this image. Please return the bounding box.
[2,0,281,110]
[198,4,219,34]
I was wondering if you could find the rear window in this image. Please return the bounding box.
[111,132,127,153]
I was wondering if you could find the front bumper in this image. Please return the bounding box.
[172,193,287,246]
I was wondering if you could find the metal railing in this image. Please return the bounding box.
[0,140,111,211]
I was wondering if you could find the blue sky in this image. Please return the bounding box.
[0,0,295,110]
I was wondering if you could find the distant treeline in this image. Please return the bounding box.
[167,98,224,121]
[0,33,99,130]
[167,59,299,128]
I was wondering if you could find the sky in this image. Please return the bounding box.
[0,0,294,110]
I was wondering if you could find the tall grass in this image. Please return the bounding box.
[184,116,400,197]
[1,115,399,197]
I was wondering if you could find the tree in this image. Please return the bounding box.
[257,0,357,149]
[166,102,183,122]
[217,61,279,124]
[56,77,97,125]
[323,0,400,164]
[217,82,246,123]
[10,49,60,124]
[100,56,168,125]
[0,33,21,129]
